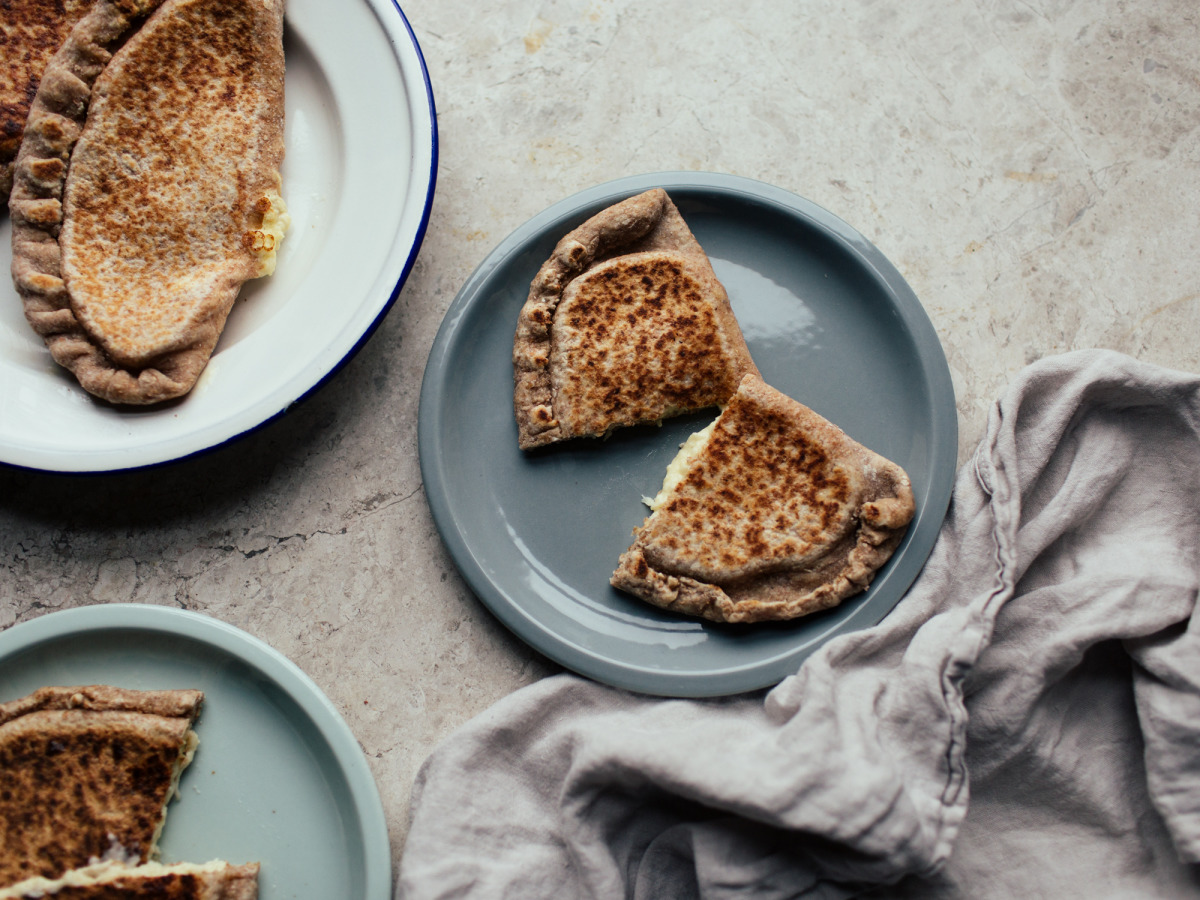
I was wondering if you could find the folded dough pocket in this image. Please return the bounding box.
[513,188,759,449]
[612,373,916,624]
[9,0,287,405]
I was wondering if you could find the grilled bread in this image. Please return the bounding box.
[513,188,758,449]
[0,860,258,900]
[0,0,91,201]
[612,374,915,623]
[9,0,287,405]
[0,686,203,888]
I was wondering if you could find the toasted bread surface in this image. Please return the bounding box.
[0,860,259,900]
[0,686,203,889]
[612,374,916,623]
[0,0,91,201]
[8,0,286,404]
[513,188,758,449]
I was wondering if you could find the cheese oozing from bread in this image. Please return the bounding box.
[644,420,718,510]
[612,374,917,624]
[246,191,291,277]
[148,727,200,858]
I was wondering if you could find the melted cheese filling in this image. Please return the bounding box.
[247,191,290,276]
[148,728,199,859]
[644,419,718,510]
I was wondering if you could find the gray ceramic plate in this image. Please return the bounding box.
[418,172,956,697]
[0,605,391,900]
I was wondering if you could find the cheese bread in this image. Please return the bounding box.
[612,374,915,623]
[513,188,758,449]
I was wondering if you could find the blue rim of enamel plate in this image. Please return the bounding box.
[0,0,437,474]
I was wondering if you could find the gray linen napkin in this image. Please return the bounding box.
[399,350,1200,899]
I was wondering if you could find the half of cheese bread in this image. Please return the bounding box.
[0,860,258,900]
[513,188,758,449]
[9,0,288,405]
[0,685,203,888]
[0,0,91,201]
[612,374,915,623]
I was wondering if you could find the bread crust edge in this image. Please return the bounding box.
[512,187,758,449]
[8,0,286,406]
[610,374,917,624]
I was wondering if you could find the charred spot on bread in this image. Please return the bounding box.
[513,188,759,449]
[612,374,915,624]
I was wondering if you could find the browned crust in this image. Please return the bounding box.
[512,188,758,449]
[0,862,259,899]
[0,686,203,888]
[611,374,916,624]
[8,0,285,405]
[0,0,92,202]
[0,685,204,726]
[209,863,259,900]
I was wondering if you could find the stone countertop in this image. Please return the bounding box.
[2,0,1197,879]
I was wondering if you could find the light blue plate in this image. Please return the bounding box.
[419,172,957,697]
[0,0,437,473]
[0,605,391,900]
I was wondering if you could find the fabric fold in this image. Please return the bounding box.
[400,350,1200,899]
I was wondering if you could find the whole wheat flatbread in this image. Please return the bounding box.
[0,0,92,202]
[612,373,916,623]
[0,860,258,900]
[8,0,286,405]
[513,188,759,449]
[0,685,203,888]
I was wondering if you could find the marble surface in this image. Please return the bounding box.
[2,0,1198,880]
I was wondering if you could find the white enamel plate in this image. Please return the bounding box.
[0,0,437,472]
